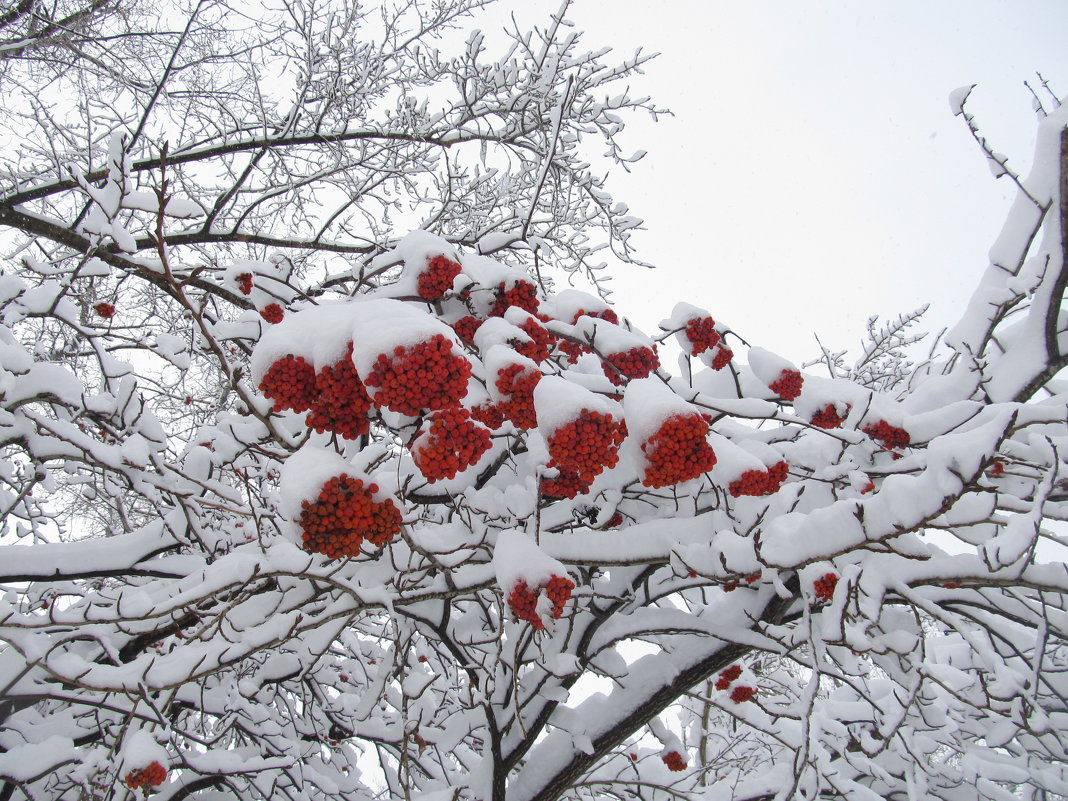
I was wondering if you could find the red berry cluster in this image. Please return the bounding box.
[306,345,373,439]
[541,469,593,499]
[490,280,539,316]
[418,254,462,300]
[602,346,660,386]
[125,762,167,790]
[728,461,788,498]
[558,339,590,364]
[260,355,318,413]
[811,404,846,429]
[94,302,116,319]
[512,317,555,363]
[715,664,743,690]
[641,414,717,487]
[988,459,1005,476]
[260,303,285,324]
[547,410,626,484]
[452,315,483,345]
[470,401,505,430]
[863,420,910,450]
[236,272,254,295]
[768,369,803,401]
[729,685,757,704]
[662,751,687,772]
[507,574,574,629]
[710,345,733,370]
[495,363,540,430]
[412,406,492,481]
[365,335,472,415]
[572,308,619,326]
[298,474,402,557]
[683,316,719,355]
[813,572,838,602]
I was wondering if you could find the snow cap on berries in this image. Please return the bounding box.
[545,288,617,325]
[250,303,358,385]
[748,347,803,400]
[390,229,462,299]
[492,530,573,626]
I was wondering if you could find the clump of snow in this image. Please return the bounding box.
[623,377,699,444]
[390,229,459,296]
[492,529,570,592]
[119,730,168,776]
[350,298,462,378]
[534,375,621,436]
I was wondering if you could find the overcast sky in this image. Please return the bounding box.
[480,1,1068,366]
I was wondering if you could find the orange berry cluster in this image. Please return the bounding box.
[125,762,167,790]
[306,345,373,440]
[811,404,846,429]
[94,302,116,319]
[490,280,540,317]
[684,316,719,355]
[547,410,626,483]
[602,346,660,386]
[863,420,910,450]
[364,335,472,415]
[298,474,402,557]
[728,461,788,498]
[260,303,284,324]
[452,315,483,345]
[715,664,743,690]
[470,401,505,430]
[988,459,1005,476]
[768,369,803,400]
[641,414,717,487]
[507,574,574,629]
[496,363,540,429]
[412,406,492,481]
[260,355,318,413]
[513,317,555,363]
[236,272,254,295]
[729,685,757,704]
[662,751,687,772]
[558,339,590,364]
[418,254,462,300]
[813,572,838,602]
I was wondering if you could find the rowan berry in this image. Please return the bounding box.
[412,406,492,481]
[452,315,483,345]
[489,280,539,317]
[546,409,626,483]
[811,404,847,429]
[124,761,167,790]
[683,316,718,355]
[813,572,838,602]
[298,474,402,557]
[495,363,540,430]
[507,574,574,629]
[236,272,254,295]
[662,751,687,772]
[364,334,472,415]
[306,344,373,439]
[418,254,462,300]
[259,355,317,413]
[640,413,717,487]
[93,302,116,319]
[470,401,506,430]
[863,420,910,450]
[541,469,593,499]
[512,316,556,362]
[602,346,660,386]
[768,369,803,400]
[729,685,757,703]
[728,461,788,497]
[260,303,285,324]
[571,308,619,326]
[988,459,1005,476]
[715,664,742,690]
[711,345,733,370]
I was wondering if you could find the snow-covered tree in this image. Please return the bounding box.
[1,2,1067,800]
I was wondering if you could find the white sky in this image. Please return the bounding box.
[479,1,1068,365]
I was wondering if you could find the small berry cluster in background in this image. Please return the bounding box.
[94,302,116,319]
[661,751,687,772]
[715,664,756,703]
[495,363,540,430]
[768,369,803,400]
[259,303,284,324]
[863,420,910,450]
[418,254,462,301]
[124,762,167,791]
[813,572,839,602]
[490,280,539,316]
[810,404,846,429]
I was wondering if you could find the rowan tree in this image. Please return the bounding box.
[0,3,1067,801]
